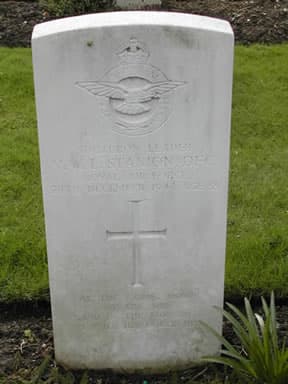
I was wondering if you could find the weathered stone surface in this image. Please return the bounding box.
[32,12,234,372]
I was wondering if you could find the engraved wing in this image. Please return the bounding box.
[144,81,185,98]
[76,81,127,100]
[76,80,185,116]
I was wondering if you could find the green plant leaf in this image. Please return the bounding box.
[201,292,288,384]
[199,320,240,356]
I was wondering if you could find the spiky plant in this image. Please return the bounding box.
[201,292,288,384]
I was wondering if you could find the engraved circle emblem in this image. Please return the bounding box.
[76,39,185,136]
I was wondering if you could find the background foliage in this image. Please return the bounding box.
[39,0,115,16]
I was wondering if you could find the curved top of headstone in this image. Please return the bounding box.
[32,11,233,41]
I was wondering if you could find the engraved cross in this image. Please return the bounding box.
[106,200,167,287]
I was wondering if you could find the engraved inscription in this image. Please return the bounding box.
[106,200,167,287]
[49,182,218,194]
[48,142,219,195]
[76,38,185,136]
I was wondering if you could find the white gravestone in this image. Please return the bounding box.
[116,0,161,8]
[32,12,234,372]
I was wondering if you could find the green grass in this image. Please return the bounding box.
[0,49,48,301]
[226,44,288,298]
[0,44,287,302]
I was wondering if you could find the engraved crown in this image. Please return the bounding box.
[118,38,149,64]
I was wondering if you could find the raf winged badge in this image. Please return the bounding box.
[76,38,185,136]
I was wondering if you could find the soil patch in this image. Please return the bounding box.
[0,0,288,47]
[1,303,288,381]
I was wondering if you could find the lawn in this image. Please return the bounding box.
[0,44,288,303]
